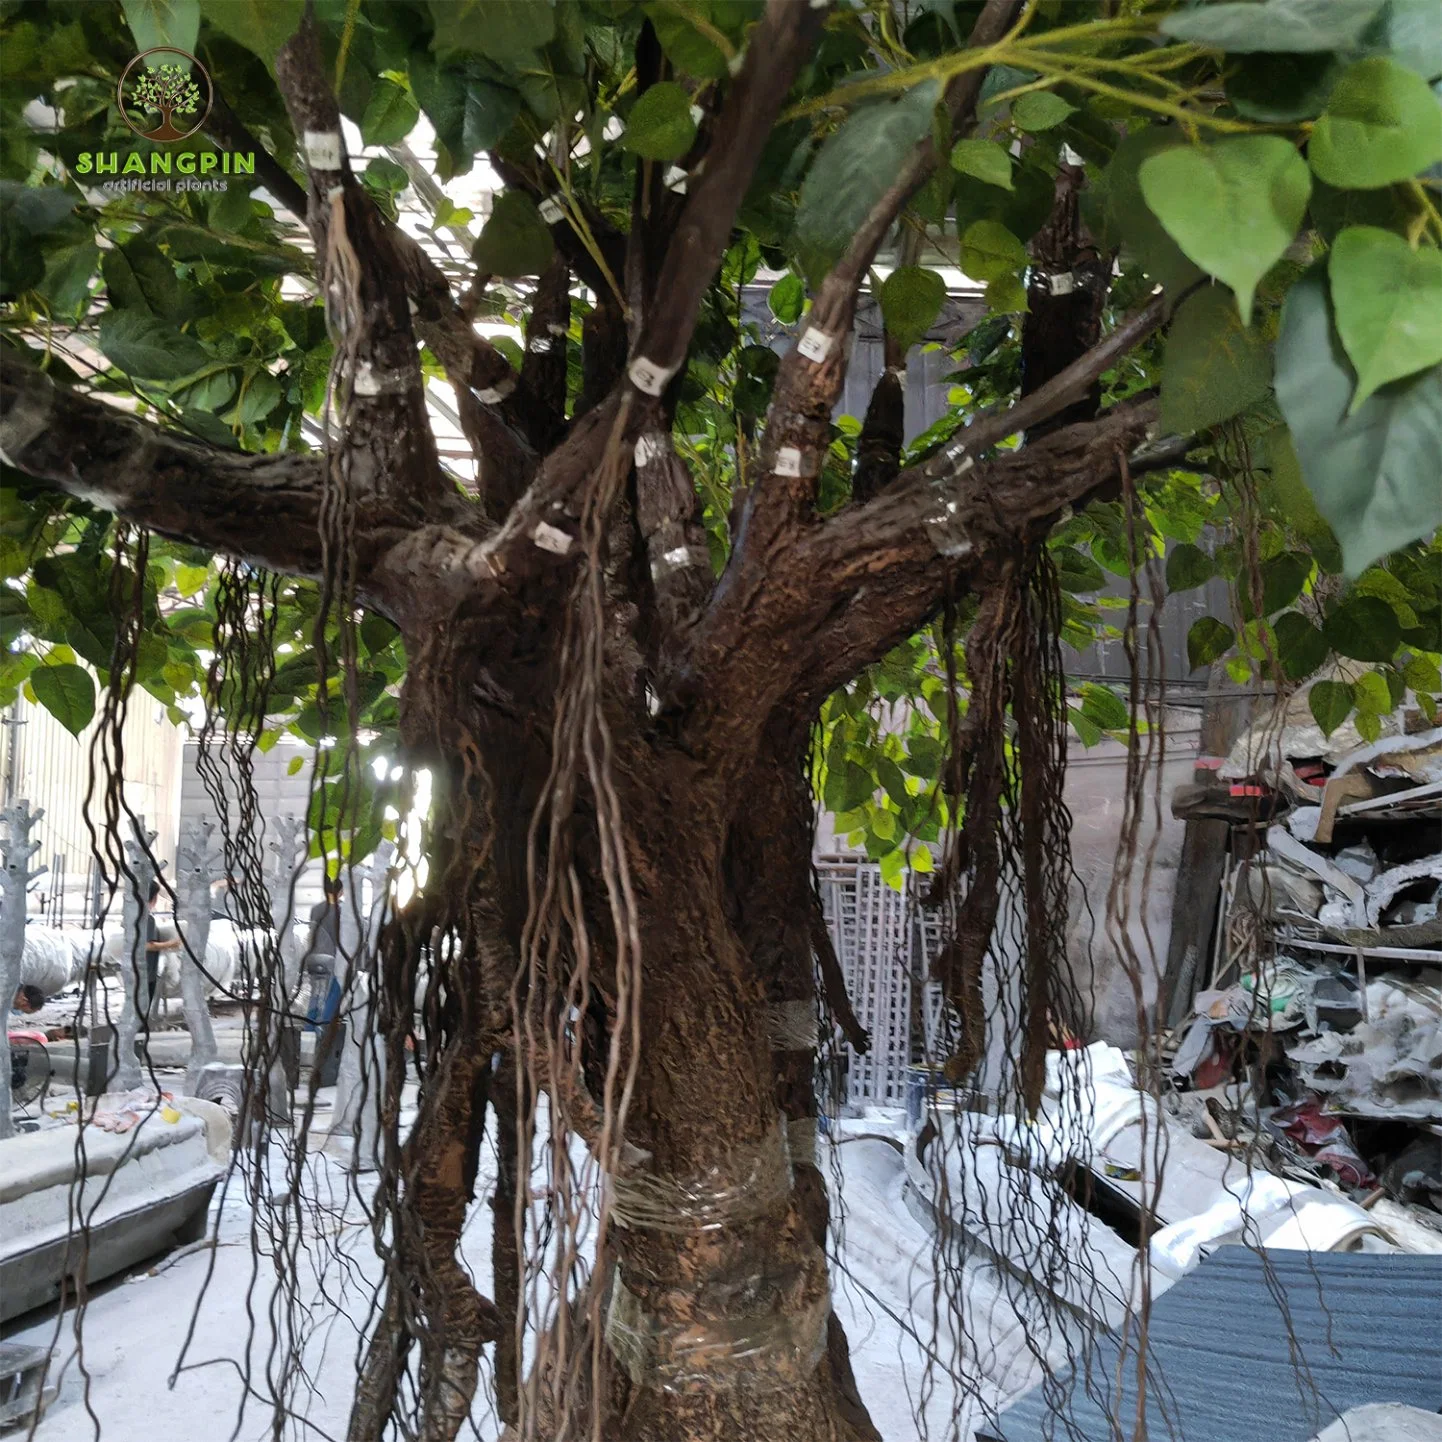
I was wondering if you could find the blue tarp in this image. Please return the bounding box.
[981,1246,1442,1442]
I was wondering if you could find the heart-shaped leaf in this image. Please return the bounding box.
[1329,226,1442,409]
[1160,0,1384,53]
[1309,57,1442,188]
[30,662,96,736]
[1159,285,1273,432]
[878,266,946,350]
[950,138,1012,190]
[99,310,209,379]
[1010,91,1074,131]
[623,81,697,162]
[1188,617,1235,670]
[1275,270,1442,574]
[361,78,419,147]
[1308,679,1354,736]
[1139,136,1311,324]
[471,189,554,277]
[796,81,940,283]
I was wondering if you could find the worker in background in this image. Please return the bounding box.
[304,875,343,1027]
[145,877,181,1016]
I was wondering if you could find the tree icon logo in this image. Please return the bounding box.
[117,47,213,143]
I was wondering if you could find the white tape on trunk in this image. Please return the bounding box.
[635,432,666,467]
[532,521,574,555]
[774,446,806,478]
[538,195,565,224]
[650,545,706,581]
[797,328,833,363]
[629,357,677,397]
[472,375,516,405]
[303,130,343,171]
[1046,271,1077,296]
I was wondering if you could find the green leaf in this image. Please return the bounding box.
[768,273,805,324]
[1323,594,1402,660]
[361,78,419,146]
[960,218,1027,283]
[364,157,410,196]
[1309,57,1442,188]
[410,57,520,176]
[1068,707,1103,747]
[1403,651,1442,692]
[1188,616,1235,670]
[428,0,555,62]
[984,273,1028,314]
[175,564,208,596]
[1353,668,1391,712]
[1369,0,1442,81]
[1166,541,1214,593]
[1010,91,1074,131]
[1138,136,1311,325]
[1273,610,1330,679]
[472,189,555,277]
[1275,271,1442,575]
[99,310,209,379]
[796,80,940,283]
[287,754,306,776]
[1227,52,1341,123]
[1262,425,1344,572]
[1080,682,1130,732]
[1054,545,1106,593]
[1260,551,1313,614]
[1159,286,1273,432]
[122,0,199,55]
[198,0,303,61]
[647,3,730,80]
[623,81,697,162]
[1160,0,1385,53]
[1329,227,1442,409]
[1309,678,1355,735]
[1088,129,1204,299]
[878,266,945,350]
[949,138,1012,189]
[30,663,96,737]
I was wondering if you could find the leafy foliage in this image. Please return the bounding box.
[0,0,1438,883]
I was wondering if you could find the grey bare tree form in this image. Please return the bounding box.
[127,63,201,141]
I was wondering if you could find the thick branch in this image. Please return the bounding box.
[1,365,327,575]
[726,0,1021,585]
[274,22,444,510]
[923,292,1166,483]
[680,400,1159,746]
[630,0,827,384]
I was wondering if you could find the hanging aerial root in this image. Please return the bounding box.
[927,550,1072,1112]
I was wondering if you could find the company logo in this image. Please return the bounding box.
[117,46,213,143]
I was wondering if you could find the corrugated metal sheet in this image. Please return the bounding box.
[1,690,185,924]
[981,1247,1442,1442]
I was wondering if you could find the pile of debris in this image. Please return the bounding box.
[1170,676,1441,1229]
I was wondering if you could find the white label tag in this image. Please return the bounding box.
[538,195,565,224]
[303,130,343,171]
[628,357,677,397]
[634,433,665,467]
[663,165,688,193]
[797,328,833,363]
[472,374,516,405]
[527,337,553,354]
[532,521,573,555]
[774,446,805,478]
[1046,271,1077,296]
